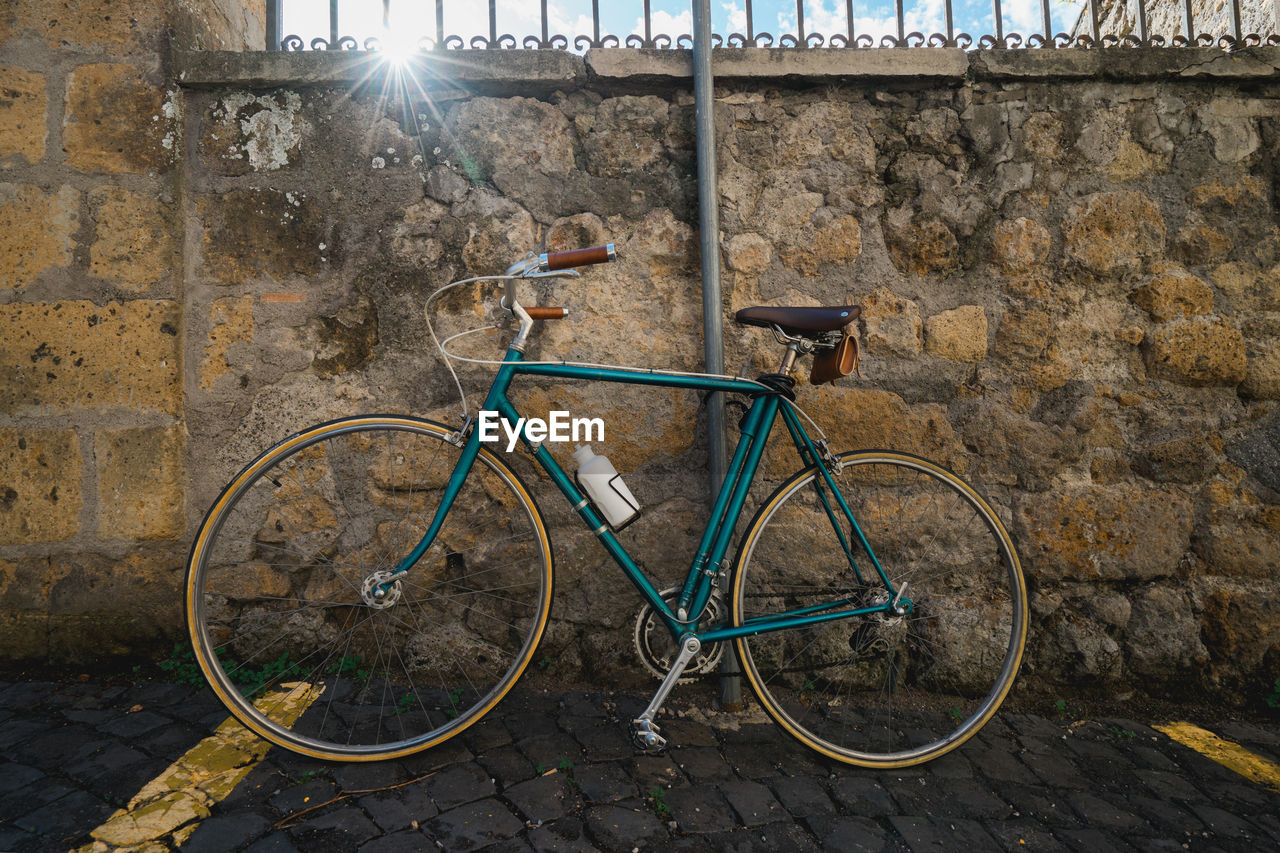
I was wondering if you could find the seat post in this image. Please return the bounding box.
[778,343,800,376]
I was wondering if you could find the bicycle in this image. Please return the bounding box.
[185,243,1027,768]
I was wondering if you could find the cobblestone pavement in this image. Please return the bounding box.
[1,677,1278,852]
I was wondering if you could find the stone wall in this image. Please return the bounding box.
[3,15,1279,707]
[0,0,263,657]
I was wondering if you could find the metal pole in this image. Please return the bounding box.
[692,0,738,711]
[266,0,282,49]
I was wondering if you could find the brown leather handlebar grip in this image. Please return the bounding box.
[525,306,568,320]
[540,244,616,271]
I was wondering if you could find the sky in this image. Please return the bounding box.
[281,0,1085,52]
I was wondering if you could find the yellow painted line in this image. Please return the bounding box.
[73,682,321,852]
[1153,721,1280,794]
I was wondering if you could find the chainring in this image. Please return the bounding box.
[633,586,726,682]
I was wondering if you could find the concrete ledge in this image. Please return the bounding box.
[586,47,969,80]
[176,46,1280,92]
[970,46,1280,80]
[174,49,585,91]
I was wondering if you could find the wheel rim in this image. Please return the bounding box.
[188,419,552,760]
[733,453,1026,767]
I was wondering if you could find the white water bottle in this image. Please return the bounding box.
[572,444,640,529]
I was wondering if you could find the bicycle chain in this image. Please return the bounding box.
[683,586,890,682]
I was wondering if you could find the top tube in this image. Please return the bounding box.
[507,360,774,396]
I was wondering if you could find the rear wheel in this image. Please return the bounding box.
[186,416,553,761]
[731,451,1026,767]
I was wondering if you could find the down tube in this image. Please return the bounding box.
[486,395,677,627]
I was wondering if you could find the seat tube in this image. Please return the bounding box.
[678,394,779,618]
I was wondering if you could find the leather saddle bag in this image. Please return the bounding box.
[810,334,861,385]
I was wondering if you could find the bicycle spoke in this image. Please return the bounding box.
[734,453,1024,767]
[188,419,551,760]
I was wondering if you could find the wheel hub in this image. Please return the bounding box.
[361,570,403,609]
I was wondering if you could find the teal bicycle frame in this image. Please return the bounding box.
[390,346,904,649]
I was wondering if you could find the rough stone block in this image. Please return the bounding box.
[0,300,180,415]
[0,184,78,289]
[860,287,922,357]
[0,429,82,545]
[1130,271,1213,322]
[0,0,164,51]
[1195,513,1280,581]
[778,215,862,276]
[455,191,536,277]
[1241,332,1280,399]
[88,186,174,292]
[45,548,183,659]
[0,67,47,166]
[577,95,669,179]
[991,217,1050,275]
[1196,576,1280,667]
[1211,261,1280,313]
[725,232,772,275]
[1134,433,1217,484]
[547,213,607,255]
[787,387,965,476]
[925,305,988,363]
[199,295,254,391]
[1174,226,1233,269]
[1127,588,1209,679]
[1145,317,1247,387]
[447,96,574,185]
[995,308,1051,360]
[960,405,1084,490]
[64,63,173,174]
[882,211,959,275]
[1018,485,1194,581]
[1197,99,1261,164]
[95,425,183,541]
[172,0,267,53]
[1062,190,1166,278]
[198,188,335,283]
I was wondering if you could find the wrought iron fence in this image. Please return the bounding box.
[266,0,1280,53]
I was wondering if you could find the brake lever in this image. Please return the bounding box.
[521,269,580,281]
[500,268,580,313]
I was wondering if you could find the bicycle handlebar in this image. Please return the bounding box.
[539,243,616,272]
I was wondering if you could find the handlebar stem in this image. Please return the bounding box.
[508,302,535,354]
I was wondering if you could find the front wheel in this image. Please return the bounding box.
[186,416,553,761]
[731,451,1026,768]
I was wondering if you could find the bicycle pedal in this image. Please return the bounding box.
[630,718,668,754]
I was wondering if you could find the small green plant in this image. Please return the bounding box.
[536,656,555,672]
[445,687,465,719]
[1108,726,1135,742]
[948,706,964,721]
[648,784,670,819]
[327,655,371,684]
[158,643,204,686]
[393,694,415,716]
[1265,677,1280,709]
[235,652,303,699]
